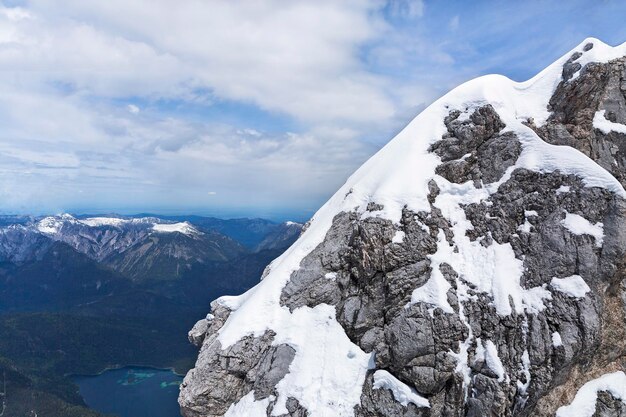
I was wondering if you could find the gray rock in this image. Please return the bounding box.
[594,391,626,417]
[188,318,209,347]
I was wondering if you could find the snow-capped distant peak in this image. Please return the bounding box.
[36,214,76,234]
[36,214,133,233]
[30,214,205,238]
[284,221,302,227]
[152,222,201,236]
[79,217,131,227]
[0,224,28,235]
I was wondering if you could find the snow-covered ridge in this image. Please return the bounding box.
[0,224,28,233]
[37,216,67,234]
[152,222,201,236]
[31,214,201,237]
[199,38,626,416]
[569,40,626,80]
[78,217,153,227]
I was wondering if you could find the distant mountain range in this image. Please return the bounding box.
[0,213,303,416]
[0,213,300,273]
[0,213,302,312]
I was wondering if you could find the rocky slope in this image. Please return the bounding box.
[154,215,302,250]
[254,222,303,252]
[179,38,626,417]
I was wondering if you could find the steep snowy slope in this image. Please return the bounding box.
[180,38,626,417]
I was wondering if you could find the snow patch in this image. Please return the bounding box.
[517,349,531,394]
[552,331,563,347]
[556,185,571,194]
[518,219,533,233]
[324,272,337,281]
[561,212,604,247]
[593,110,626,135]
[372,370,430,408]
[514,128,625,199]
[80,217,130,227]
[38,214,162,231]
[411,179,552,316]
[550,275,591,299]
[37,217,63,234]
[556,371,626,417]
[474,338,485,364]
[224,391,272,417]
[408,230,453,314]
[152,222,201,236]
[266,304,374,416]
[392,230,405,244]
[484,340,506,382]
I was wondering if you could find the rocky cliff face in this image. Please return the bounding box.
[180,39,626,417]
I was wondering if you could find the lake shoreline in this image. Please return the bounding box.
[67,362,188,378]
[72,365,184,417]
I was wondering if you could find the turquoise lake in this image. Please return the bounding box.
[72,366,183,417]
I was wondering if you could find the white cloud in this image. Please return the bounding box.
[1,0,395,125]
[0,0,410,215]
[0,0,611,217]
[1,5,30,21]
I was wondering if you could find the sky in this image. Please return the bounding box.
[1,0,626,221]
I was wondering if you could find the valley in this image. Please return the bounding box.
[0,214,301,417]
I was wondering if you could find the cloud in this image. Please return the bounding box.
[2,0,395,125]
[0,0,407,216]
[0,0,625,217]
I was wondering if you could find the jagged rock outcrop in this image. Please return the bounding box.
[180,38,626,417]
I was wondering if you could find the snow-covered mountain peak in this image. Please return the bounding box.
[79,217,137,227]
[327,38,626,225]
[32,214,201,237]
[152,221,202,236]
[36,214,78,234]
[181,38,626,417]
